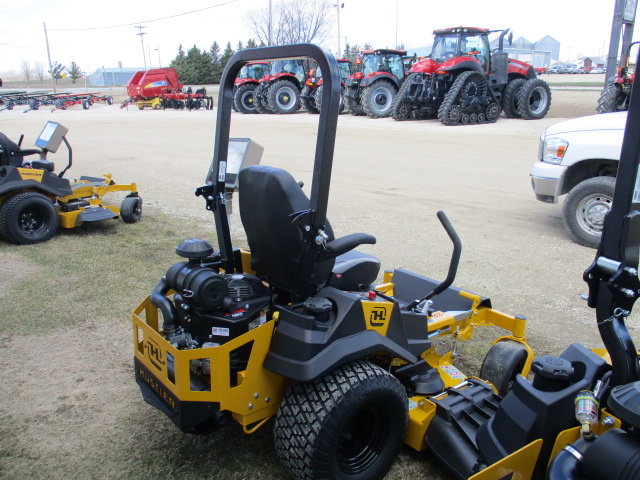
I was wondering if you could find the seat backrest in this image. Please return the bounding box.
[0,132,23,167]
[238,165,336,296]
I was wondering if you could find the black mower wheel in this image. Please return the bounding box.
[301,85,319,114]
[120,196,143,224]
[597,83,628,113]
[480,341,528,397]
[269,79,301,114]
[274,359,407,480]
[82,99,91,110]
[234,83,259,114]
[516,78,551,119]
[562,176,615,248]
[106,96,114,105]
[501,78,526,118]
[0,192,58,244]
[254,83,272,114]
[362,80,397,118]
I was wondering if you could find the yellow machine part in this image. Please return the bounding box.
[133,295,285,427]
[137,98,163,110]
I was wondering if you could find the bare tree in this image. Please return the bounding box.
[21,60,32,87]
[246,0,335,47]
[34,62,45,83]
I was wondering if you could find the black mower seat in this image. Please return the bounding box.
[238,165,379,296]
[331,250,380,291]
[0,132,41,168]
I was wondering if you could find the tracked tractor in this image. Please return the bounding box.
[391,27,552,125]
[344,48,407,118]
[233,62,270,114]
[597,41,639,113]
[132,44,640,480]
[301,59,352,114]
[253,59,306,114]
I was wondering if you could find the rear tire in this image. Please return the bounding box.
[234,83,259,114]
[120,196,142,224]
[480,341,528,397]
[516,78,551,119]
[301,85,319,114]
[0,192,58,244]
[274,359,407,480]
[345,87,365,116]
[362,80,397,118]
[254,83,272,114]
[502,78,526,118]
[562,176,615,248]
[269,79,301,114]
[597,83,627,113]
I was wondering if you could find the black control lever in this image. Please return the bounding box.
[406,211,462,311]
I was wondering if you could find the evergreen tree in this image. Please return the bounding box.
[237,41,244,51]
[209,41,222,83]
[220,42,235,74]
[67,61,84,84]
[247,38,258,49]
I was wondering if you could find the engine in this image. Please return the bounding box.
[151,239,271,353]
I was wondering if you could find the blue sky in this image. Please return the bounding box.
[0,0,631,74]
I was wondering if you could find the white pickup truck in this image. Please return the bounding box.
[530,112,625,247]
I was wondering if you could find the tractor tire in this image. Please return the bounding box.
[0,192,59,244]
[120,196,143,224]
[501,78,526,118]
[274,359,407,480]
[254,83,272,114]
[391,73,420,121]
[315,85,345,114]
[438,71,488,125]
[345,87,365,116]
[597,83,628,113]
[269,79,301,114]
[479,341,528,397]
[516,78,551,119]
[28,99,39,111]
[362,80,397,118]
[562,176,615,248]
[301,85,319,114]
[234,83,259,114]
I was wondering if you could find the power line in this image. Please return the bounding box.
[47,0,239,31]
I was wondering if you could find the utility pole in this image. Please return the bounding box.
[268,0,273,46]
[155,47,161,67]
[134,25,147,68]
[336,2,343,56]
[43,22,57,93]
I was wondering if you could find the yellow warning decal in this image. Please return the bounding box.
[17,168,44,182]
[362,301,394,336]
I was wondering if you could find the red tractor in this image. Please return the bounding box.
[391,27,552,125]
[233,62,270,114]
[597,41,639,113]
[301,59,352,114]
[253,59,306,114]
[344,48,407,118]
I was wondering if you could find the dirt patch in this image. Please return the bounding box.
[0,254,37,294]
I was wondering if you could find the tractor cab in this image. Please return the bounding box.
[431,27,491,71]
[270,59,305,83]
[358,48,406,82]
[237,62,269,81]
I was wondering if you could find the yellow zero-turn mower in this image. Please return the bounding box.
[133,45,640,480]
[0,121,142,244]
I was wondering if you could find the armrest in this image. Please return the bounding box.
[325,233,376,257]
[16,149,41,157]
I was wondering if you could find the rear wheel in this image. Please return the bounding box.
[254,83,272,114]
[301,85,319,114]
[234,83,259,114]
[274,359,407,480]
[362,80,397,118]
[516,78,551,119]
[269,79,301,114]
[480,341,528,397]
[562,176,615,248]
[502,78,526,118]
[345,87,365,116]
[0,192,59,244]
[120,196,143,224]
[597,83,628,113]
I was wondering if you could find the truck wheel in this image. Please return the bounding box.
[0,192,58,244]
[597,84,627,113]
[516,78,551,119]
[274,359,407,480]
[362,80,397,118]
[120,196,143,224]
[480,341,528,397]
[269,79,301,114]
[301,85,319,114]
[234,83,258,114]
[562,176,615,248]
[502,78,526,118]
